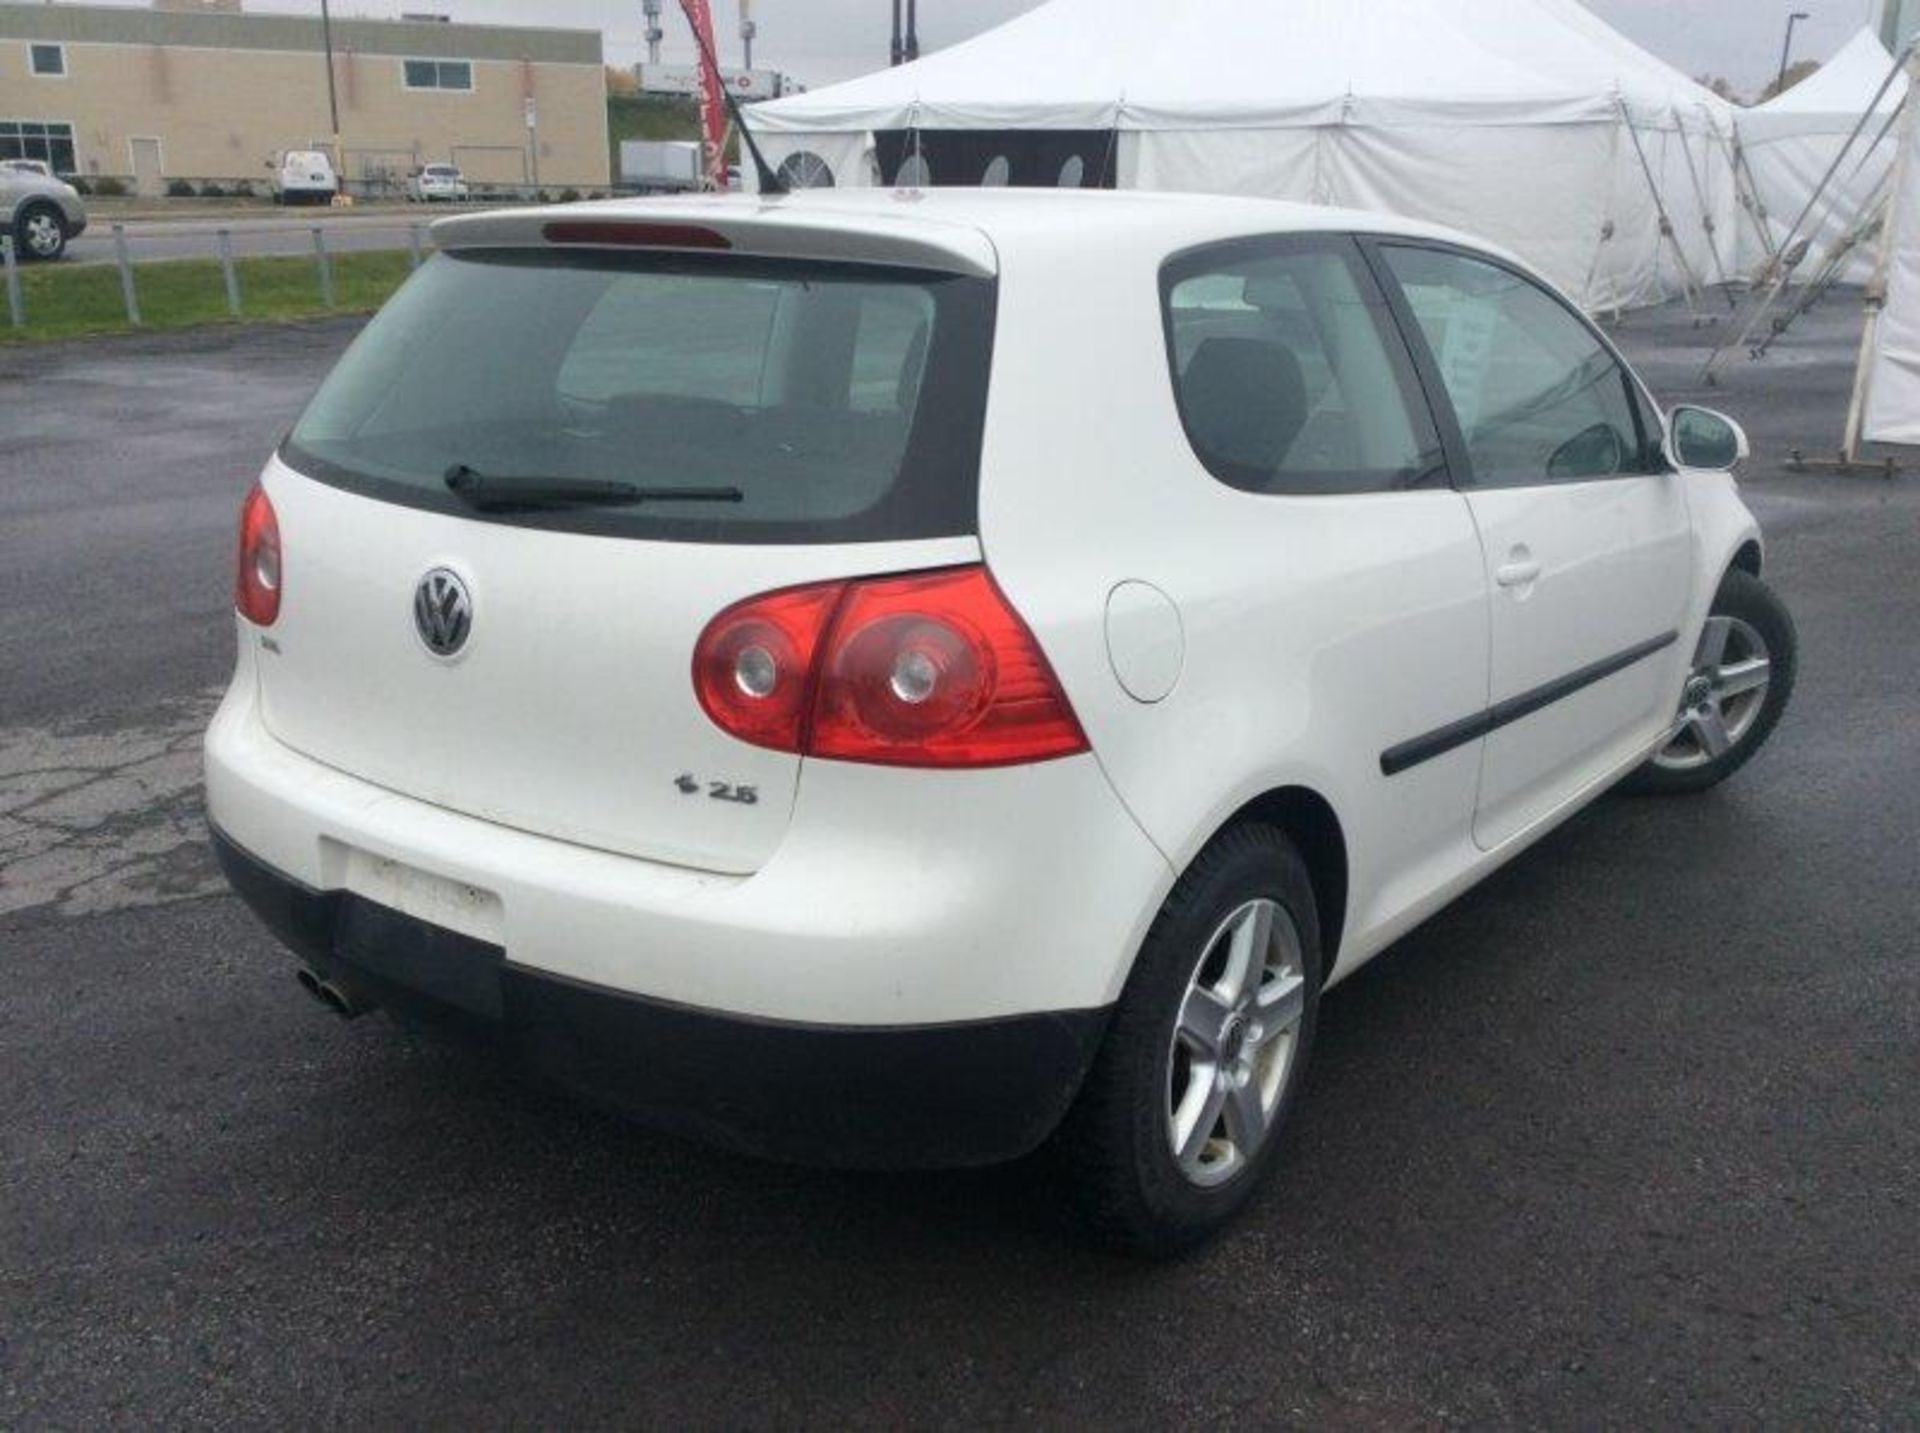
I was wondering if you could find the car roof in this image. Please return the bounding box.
[433,188,1521,281]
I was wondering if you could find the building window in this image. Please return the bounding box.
[0,121,77,174]
[403,59,473,92]
[29,44,67,78]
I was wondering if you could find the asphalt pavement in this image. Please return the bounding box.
[1,294,1916,1426]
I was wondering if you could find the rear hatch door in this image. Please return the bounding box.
[255,223,996,875]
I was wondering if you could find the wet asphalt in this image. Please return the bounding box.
[1,296,1916,1426]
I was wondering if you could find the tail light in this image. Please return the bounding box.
[234,482,282,627]
[693,566,1088,769]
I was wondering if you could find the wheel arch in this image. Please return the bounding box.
[1210,785,1349,976]
[1730,540,1762,578]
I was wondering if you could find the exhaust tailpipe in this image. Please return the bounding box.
[296,967,374,1020]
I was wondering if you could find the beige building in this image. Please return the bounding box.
[0,1,609,195]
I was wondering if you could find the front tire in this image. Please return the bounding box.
[1056,824,1322,1256]
[15,202,67,262]
[1624,568,1797,796]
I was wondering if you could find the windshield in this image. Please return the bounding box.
[425,167,459,178]
[284,249,996,543]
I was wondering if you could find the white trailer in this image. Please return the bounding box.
[620,140,705,193]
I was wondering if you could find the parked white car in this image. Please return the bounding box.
[272,150,338,206]
[407,164,469,203]
[206,191,1795,1252]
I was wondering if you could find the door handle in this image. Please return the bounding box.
[1496,557,1542,588]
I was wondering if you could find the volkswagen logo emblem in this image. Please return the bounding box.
[413,568,473,658]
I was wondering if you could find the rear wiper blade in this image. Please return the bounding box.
[443,464,743,510]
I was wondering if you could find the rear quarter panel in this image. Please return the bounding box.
[975,224,1492,991]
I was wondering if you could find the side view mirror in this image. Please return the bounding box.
[1666,405,1749,472]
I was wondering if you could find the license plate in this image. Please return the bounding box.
[339,846,503,945]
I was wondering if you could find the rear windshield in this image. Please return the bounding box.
[284,248,996,543]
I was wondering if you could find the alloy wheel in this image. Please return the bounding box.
[22,209,63,258]
[1653,614,1773,771]
[1165,898,1307,1188]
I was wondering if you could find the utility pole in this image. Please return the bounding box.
[319,0,345,199]
[1776,10,1811,95]
[904,0,919,62]
[741,0,757,71]
[891,0,904,66]
[644,0,664,65]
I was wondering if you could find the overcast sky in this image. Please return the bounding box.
[108,0,1892,98]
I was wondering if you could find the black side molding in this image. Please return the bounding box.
[1382,630,1679,777]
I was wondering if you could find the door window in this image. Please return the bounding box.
[1378,246,1656,488]
[1162,240,1444,495]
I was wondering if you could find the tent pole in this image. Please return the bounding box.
[1754,188,1892,360]
[1578,111,1626,317]
[1798,95,1907,282]
[1672,105,1738,308]
[1841,52,1920,464]
[1698,91,1904,383]
[1720,121,1779,267]
[1767,43,1914,296]
[1619,100,1704,318]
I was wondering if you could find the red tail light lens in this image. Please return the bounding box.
[810,569,1087,766]
[691,566,1089,769]
[693,581,847,753]
[234,483,282,627]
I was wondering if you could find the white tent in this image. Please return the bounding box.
[1741,28,1909,286]
[746,0,1741,310]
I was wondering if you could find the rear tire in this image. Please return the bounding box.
[1056,824,1322,1256]
[14,201,67,262]
[1623,568,1796,796]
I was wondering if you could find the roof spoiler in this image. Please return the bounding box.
[431,204,998,279]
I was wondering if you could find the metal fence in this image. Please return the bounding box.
[3,220,434,332]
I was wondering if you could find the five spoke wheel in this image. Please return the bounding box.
[1653,614,1772,772]
[1166,898,1307,1188]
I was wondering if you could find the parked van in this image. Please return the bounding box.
[274,151,339,206]
[407,164,470,203]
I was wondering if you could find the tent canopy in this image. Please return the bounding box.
[1738,29,1909,285]
[1752,27,1905,122]
[749,0,1735,134]
[746,0,1739,311]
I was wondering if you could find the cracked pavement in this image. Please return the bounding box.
[0,687,224,919]
[2,310,1917,1427]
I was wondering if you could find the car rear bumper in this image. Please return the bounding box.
[205,660,1170,1026]
[212,824,1109,1168]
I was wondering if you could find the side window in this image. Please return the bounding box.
[1378,245,1655,488]
[1163,242,1444,496]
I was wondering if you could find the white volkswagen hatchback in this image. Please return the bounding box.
[206,191,1795,1251]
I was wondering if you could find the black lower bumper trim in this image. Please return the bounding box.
[211,826,1109,1169]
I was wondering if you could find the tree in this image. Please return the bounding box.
[606,65,638,97]
[1694,74,1745,104]
[1757,58,1821,104]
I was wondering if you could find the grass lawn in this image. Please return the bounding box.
[2,250,415,343]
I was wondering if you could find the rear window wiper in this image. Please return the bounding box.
[444,464,744,511]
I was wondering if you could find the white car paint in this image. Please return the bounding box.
[274,150,337,206]
[408,165,469,203]
[205,189,1762,1027]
